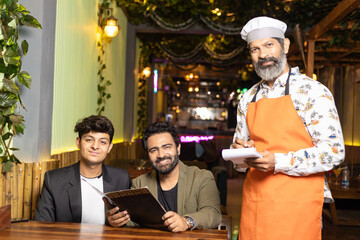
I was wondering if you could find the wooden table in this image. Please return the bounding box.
[323,180,360,226]
[0,221,227,239]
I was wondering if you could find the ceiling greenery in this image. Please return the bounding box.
[117,0,342,29]
[116,0,359,68]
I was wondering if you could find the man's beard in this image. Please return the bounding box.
[253,49,287,81]
[152,151,179,175]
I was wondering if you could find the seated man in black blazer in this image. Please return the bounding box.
[34,115,130,226]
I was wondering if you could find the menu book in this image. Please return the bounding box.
[221,147,261,165]
[82,179,166,228]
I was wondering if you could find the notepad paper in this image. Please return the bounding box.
[221,148,261,164]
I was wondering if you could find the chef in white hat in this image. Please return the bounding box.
[232,16,344,240]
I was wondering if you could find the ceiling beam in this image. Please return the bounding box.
[289,55,360,63]
[305,42,360,53]
[331,20,358,29]
[289,55,327,61]
[330,46,360,61]
[308,0,360,40]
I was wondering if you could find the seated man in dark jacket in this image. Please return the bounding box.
[34,115,130,225]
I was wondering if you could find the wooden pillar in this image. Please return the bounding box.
[23,163,33,220]
[306,39,315,78]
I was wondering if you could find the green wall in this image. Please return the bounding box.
[51,0,127,154]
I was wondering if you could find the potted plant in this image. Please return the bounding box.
[0,0,41,228]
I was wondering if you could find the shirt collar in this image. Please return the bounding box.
[259,67,298,90]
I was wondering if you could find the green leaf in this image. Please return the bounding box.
[1,161,14,173]
[105,81,111,86]
[10,154,21,164]
[20,15,42,29]
[15,4,30,14]
[17,71,31,88]
[97,98,102,105]
[14,122,25,134]
[0,92,18,107]
[4,47,21,65]
[0,148,3,154]
[21,40,29,55]
[106,93,111,99]
[9,147,19,151]
[4,56,20,65]
[1,106,13,115]
[2,132,13,141]
[0,59,19,75]
[5,46,20,57]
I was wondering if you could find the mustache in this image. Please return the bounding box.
[155,156,172,164]
[258,57,279,67]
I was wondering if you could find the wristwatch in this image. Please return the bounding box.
[185,216,195,230]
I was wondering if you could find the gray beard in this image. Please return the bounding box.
[254,51,287,81]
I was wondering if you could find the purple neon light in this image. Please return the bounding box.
[180,135,214,143]
[153,69,158,93]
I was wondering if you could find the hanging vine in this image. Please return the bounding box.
[0,1,42,172]
[135,41,155,139]
[96,0,113,115]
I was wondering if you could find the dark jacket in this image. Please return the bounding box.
[34,161,130,223]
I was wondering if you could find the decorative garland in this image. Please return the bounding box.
[156,37,244,66]
[144,9,243,34]
[0,1,41,172]
[203,43,243,60]
[158,41,204,61]
[172,63,199,71]
[144,9,197,31]
[199,15,243,35]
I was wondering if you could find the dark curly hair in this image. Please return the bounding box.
[74,115,114,142]
[142,121,180,151]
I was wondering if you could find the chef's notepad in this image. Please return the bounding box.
[222,147,262,164]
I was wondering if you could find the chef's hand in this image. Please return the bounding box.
[162,211,188,232]
[231,138,255,149]
[106,207,130,227]
[231,138,255,169]
[245,150,275,172]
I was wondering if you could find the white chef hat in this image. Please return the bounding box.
[241,16,287,44]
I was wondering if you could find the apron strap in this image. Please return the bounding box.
[251,66,292,103]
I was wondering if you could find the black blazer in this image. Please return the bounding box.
[34,161,130,223]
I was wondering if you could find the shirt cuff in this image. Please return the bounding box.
[234,164,248,172]
[274,152,291,174]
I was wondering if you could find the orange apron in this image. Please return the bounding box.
[239,70,324,240]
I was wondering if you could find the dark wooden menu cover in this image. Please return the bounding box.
[105,187,166,228]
